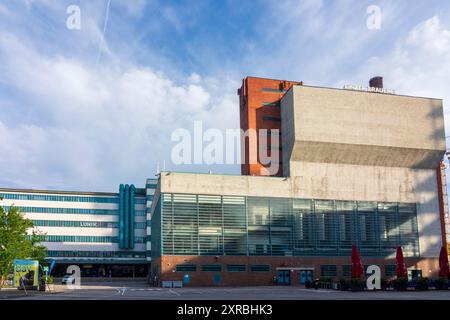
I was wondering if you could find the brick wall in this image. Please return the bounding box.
[156,255,439,286]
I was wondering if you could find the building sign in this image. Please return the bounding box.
[343,84,395,95]
[13,259,39,288]
[80,222,98,227]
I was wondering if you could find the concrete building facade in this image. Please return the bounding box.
[150,80,447,286]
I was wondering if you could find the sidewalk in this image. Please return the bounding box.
[0,286,64,299]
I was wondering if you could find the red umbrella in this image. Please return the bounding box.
[396,246,407,278]
[438,245,450,278]
[351,244,364,278]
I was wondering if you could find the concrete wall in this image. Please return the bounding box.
[281,85,445,169]
[279,85,446,257]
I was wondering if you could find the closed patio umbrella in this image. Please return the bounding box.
[396,246,407,278]
[438,245,450,278]
[351,244,364,278]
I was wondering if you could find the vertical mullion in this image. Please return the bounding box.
[244,196,249,256]
[172,194,174,255]
[197,195,200,256]
[268,198,272,256]
[221,196,225,255]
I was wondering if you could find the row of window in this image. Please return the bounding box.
[175,264,399,277]
[135,199,147,205]
[32,220,146,229]
[47,251,147,258]
[262,116,281,122]
[159,194,420,257]
[146,183,158,189]
[0,193,118,203]
[0,193,147,205]
[262,102,280,108]
[175,264,271,272]
[261,88,286,94]
[1,206,146,216]
[30,235,147,243]
[322,264,397,277]
[2,206,117,215]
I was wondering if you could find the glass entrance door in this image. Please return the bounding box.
[300,270,313,285]
[277,270,291,285]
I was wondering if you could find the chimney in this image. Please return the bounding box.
[369,76,383,89]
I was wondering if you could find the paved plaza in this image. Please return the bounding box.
[1,282,450,300]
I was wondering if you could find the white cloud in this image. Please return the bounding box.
[0,32,239,191]
[353,15,450,134]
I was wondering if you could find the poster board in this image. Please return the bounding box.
[13,259,39,288]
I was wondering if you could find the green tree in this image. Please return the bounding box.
[0,200,47,289]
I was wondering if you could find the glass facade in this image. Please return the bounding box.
[0,193,118,203]
[47,251,146,258]
[32,220,146,229]
[32,235,146,243]
[1,206,118,215]
[157,193,420,258]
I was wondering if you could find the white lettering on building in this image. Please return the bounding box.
[343,84,395,95]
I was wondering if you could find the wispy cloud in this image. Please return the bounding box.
[0,0,449,191]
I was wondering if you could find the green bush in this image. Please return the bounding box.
[350,278,365,291]
[415,277,429,291]
[40,275,54,284]
[339,278,350,291]
[319,277,333,283]
[434,278,449,290]
[380,278,388,290]
[394,277,408,291]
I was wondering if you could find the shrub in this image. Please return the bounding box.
[350,278,365,291]
[394,277,408,291]
[380,278,387,290]
[434,278,449,290]
[339,278,350,291]
[415,277,429,291]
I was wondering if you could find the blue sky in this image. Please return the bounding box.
[0,0,450,191]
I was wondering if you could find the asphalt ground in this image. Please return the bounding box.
[2,282,450,300]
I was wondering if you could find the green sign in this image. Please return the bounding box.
[13,260,39,288]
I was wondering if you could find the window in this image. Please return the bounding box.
[226,265,246,272]
[0,193,117,203]
[2,206,118,215]
[261,88,286,93]
[251,265,270,272]
[31,235,118,243]
[175,264,197,272]
[135,198,147,205]
[262,116,281,122]
[160,193,420,258]
[320,265,337,277]
[262,102,280,107]
[202,265,222,272]
[32,220,117,228]
[47,251,146,258]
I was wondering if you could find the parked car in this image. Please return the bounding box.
[61,274,75,285]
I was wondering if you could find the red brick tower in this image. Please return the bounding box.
[238,77,303,176]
